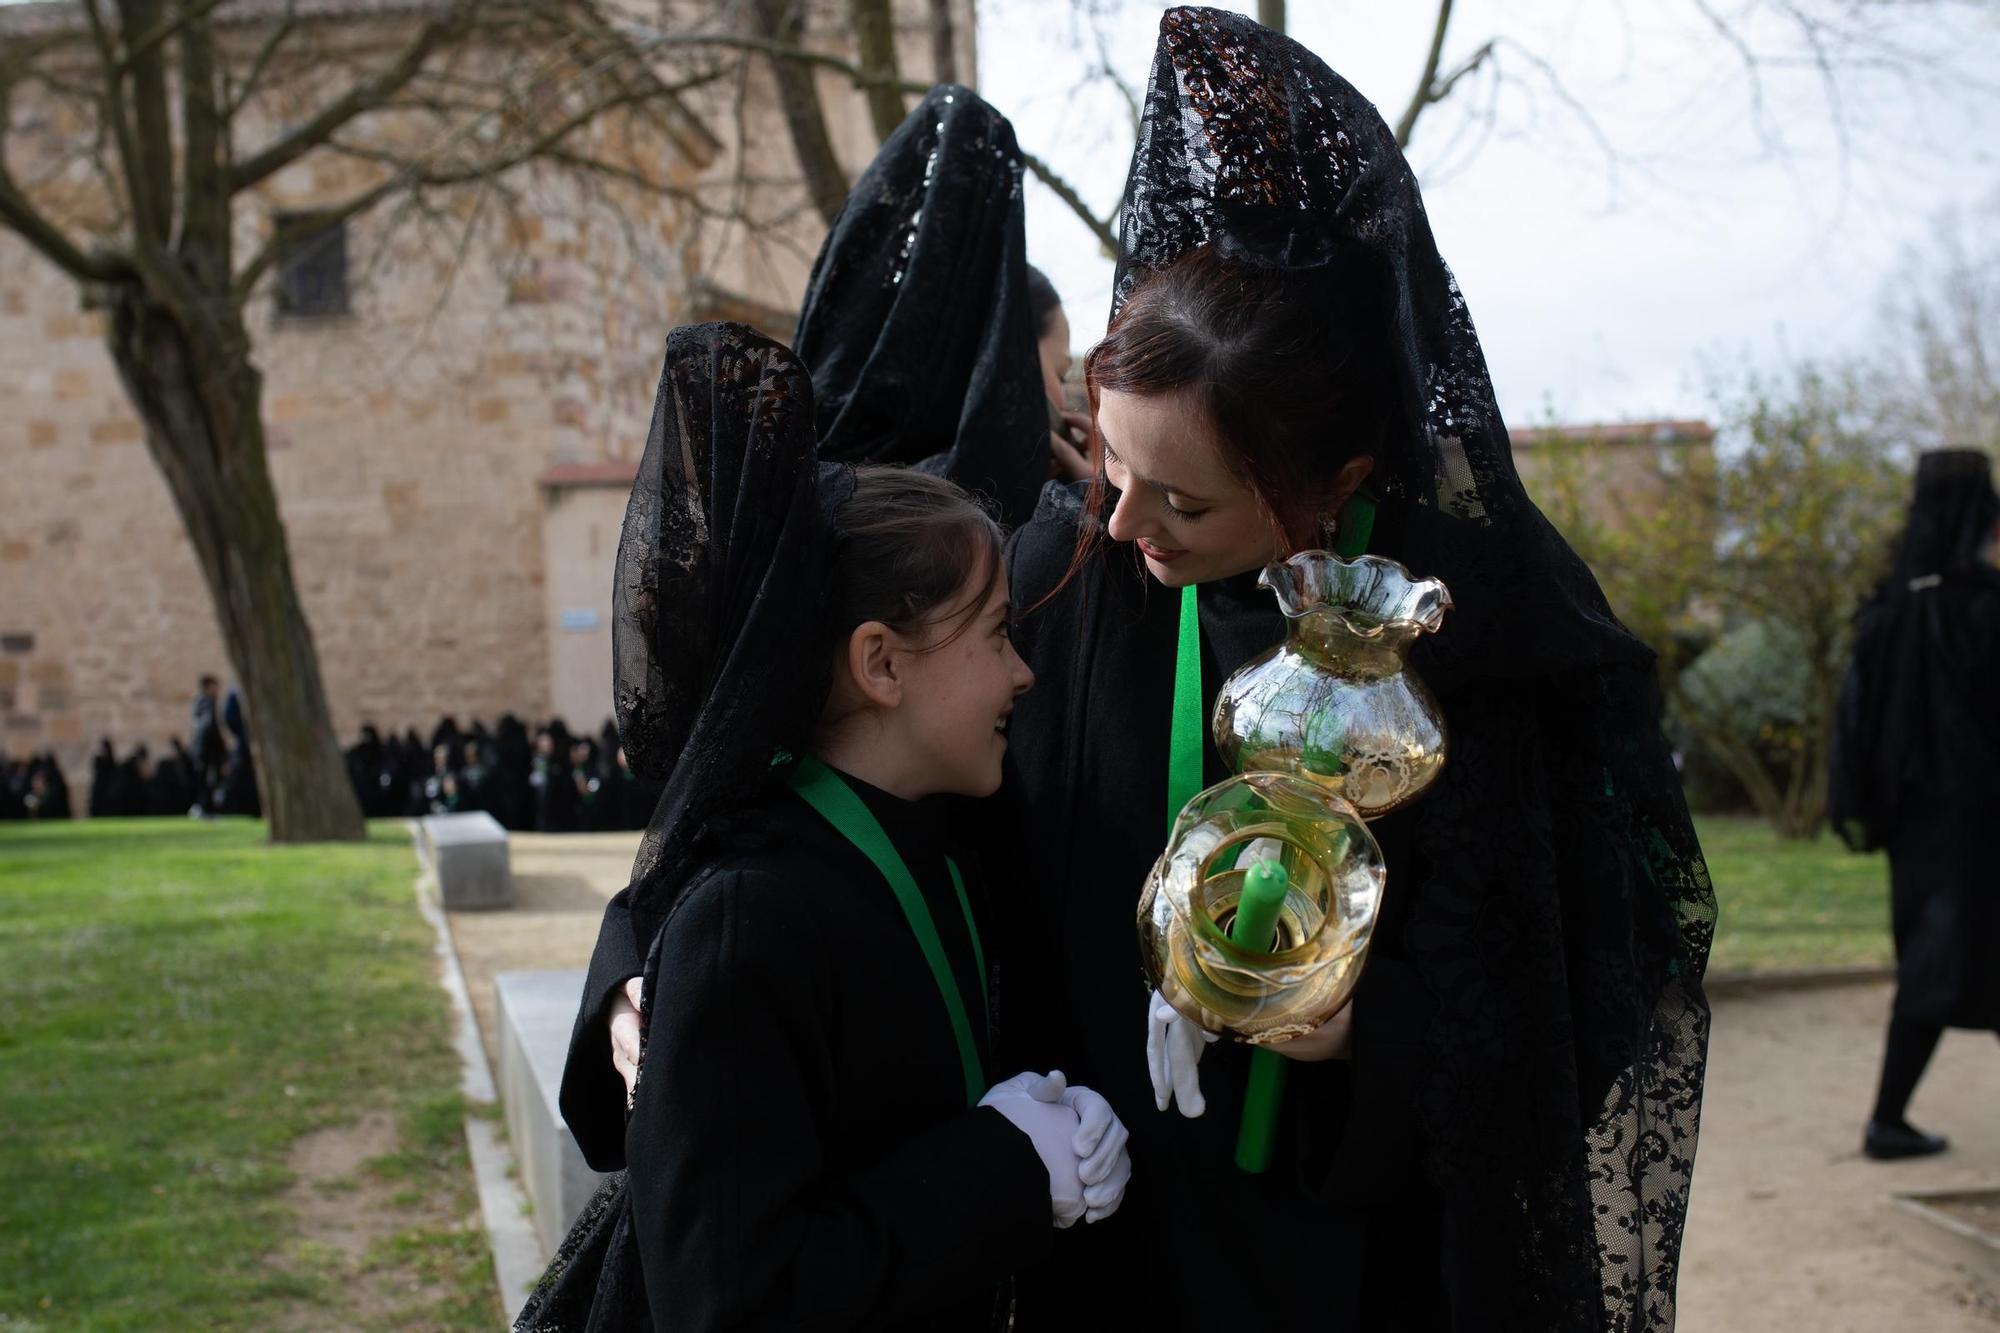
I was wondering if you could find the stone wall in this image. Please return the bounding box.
[0,0,976,777]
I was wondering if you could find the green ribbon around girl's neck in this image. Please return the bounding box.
[788,755,988,1107]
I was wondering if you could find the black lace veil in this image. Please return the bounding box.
[1115,11,1715,1328]
[1830,449,2000,851]
[612,322,852,953]
[794,85,1048,528]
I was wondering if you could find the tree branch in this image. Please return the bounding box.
[0,81,131,283]
[79,0,158,247]
[1395,0,1455,148]
[745,0,849,226]
[225,0,301,117]
[117,0,232,74]
[1021,149,1115,253]
[227,0,477,192]
[179,3,229,273]
[928,0,956,84]
[115,0,177,242]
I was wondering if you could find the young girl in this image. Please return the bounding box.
[521,324,1130,1332]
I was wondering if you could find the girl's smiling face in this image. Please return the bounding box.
[891,555,1035,798]
[1096,387,1291,587]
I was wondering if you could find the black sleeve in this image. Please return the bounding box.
[626,871,1054,1331]
[558,886,643,1172]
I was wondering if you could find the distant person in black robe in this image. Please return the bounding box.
[346,725,397,818]
[215,689,259,817]
[518,324,1126,1331]
[531,720,580,832]
[1831,447,2000,1160]
[87,739,118,817]
[190,675,224,797]
[491,714,535,830]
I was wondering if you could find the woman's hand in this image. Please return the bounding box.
[1267,1002,1353,1062]
[1146,990,1218,1116]
[1048,410,1094,481]
[608,976,643,1108]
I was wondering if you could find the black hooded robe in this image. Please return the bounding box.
[1831,449,2000,1031]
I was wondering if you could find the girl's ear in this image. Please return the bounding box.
[844,621,904,711]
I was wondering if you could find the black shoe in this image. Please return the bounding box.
[1863,1120,1949,1160]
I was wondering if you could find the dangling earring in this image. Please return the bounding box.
[1316,512,1339,550]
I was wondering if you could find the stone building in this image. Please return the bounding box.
[1512,418,1718,527]
[0,0,976,776]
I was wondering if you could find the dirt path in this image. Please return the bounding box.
[1680,981,2000,1330]
[444,835,1999,1327]
[445,831,640,1071]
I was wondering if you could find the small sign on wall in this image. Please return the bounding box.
[559,607,602,633]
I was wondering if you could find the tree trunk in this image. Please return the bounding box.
[104,280,365,843]
[1257,0,1286,34]
[928,0,957,84]
[850,0,908,143]
[750,0,851,226]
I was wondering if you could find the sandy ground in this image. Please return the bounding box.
[1680,981,2000,1330]
[445,831,640,1071]
[445,833,1999,1327]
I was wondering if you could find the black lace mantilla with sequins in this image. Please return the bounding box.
[1112,10,1716,1329]
[795,85,1048,529]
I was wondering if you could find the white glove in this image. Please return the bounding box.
[980,1070,1086,1229]
[1145,990,1219,1118]
[1060,1084,1132,1223]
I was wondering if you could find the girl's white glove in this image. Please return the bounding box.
[1060,1084,1132,1223]
[979,1070,1086,1228]
[1145,989,1219,1117]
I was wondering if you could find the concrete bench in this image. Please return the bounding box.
[496,968,605,1255]
[422,811,513,910]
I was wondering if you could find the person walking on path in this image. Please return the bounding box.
[1830,447,2000,1160]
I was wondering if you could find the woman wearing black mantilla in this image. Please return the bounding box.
[992,9,1715,1329]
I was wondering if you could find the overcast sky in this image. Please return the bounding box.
[978,1,2000,427]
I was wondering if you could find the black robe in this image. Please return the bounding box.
[990,490,1446,1329]
[539,771,1053,1330]
[1852,575,2000,1032]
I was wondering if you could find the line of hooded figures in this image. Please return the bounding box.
[1,712,661,833]
[346,716,661,832]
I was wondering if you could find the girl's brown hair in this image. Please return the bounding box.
[824,464,1005,659]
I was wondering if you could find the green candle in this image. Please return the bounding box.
[1230,859,1289,952]
[1232,859,1290,1173]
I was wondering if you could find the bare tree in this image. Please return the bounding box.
[0,0,711,840]
[1870,198,2000,459]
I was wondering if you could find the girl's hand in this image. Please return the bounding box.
[609,976,644,1107]
[1268,1002,1353,1062]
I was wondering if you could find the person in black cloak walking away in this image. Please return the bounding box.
[516,323,1131,1332]
[1830,448,2000,1160]
[792,85,1052,530]
[983,11,1713,1330]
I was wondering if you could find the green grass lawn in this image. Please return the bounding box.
[1696,815,1895,975]
[0,818,498,1332]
